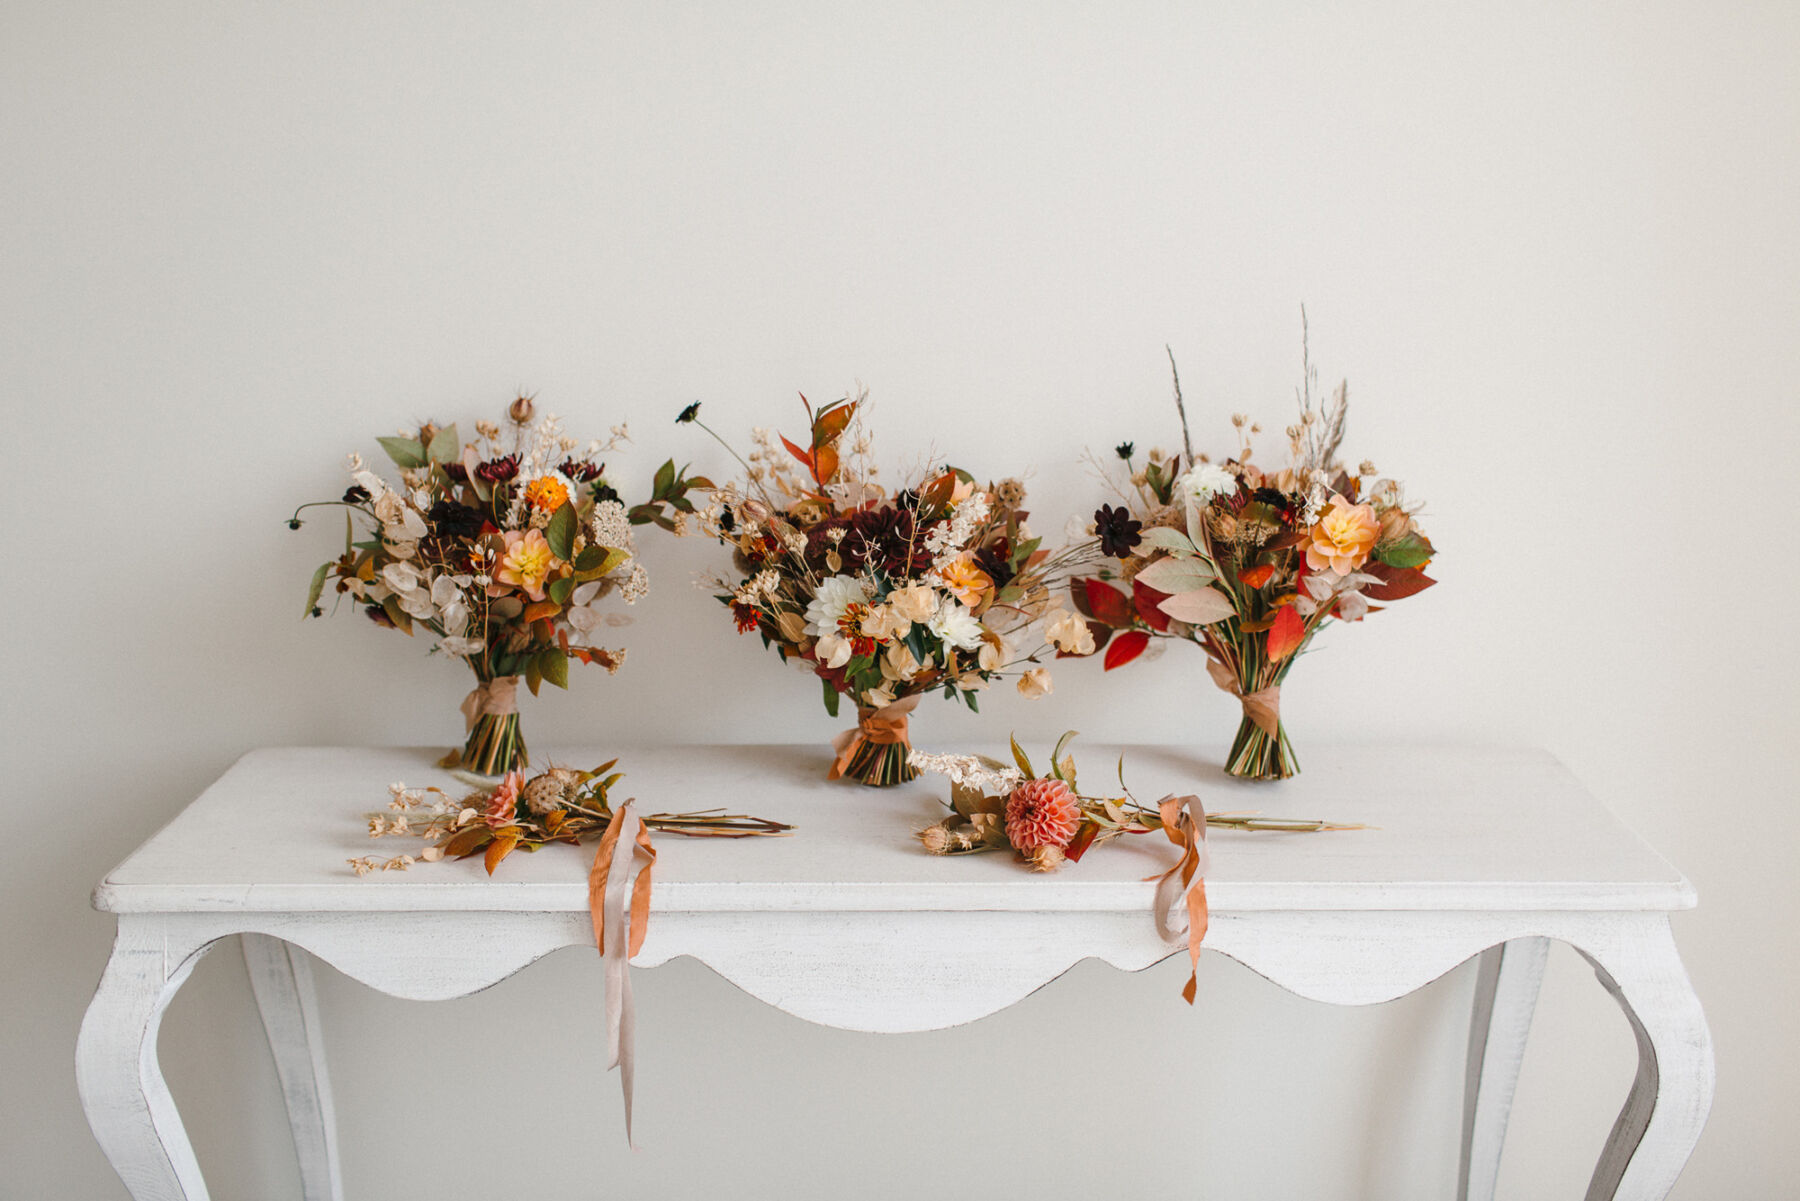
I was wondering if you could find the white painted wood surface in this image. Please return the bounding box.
[78,744,1712,1200]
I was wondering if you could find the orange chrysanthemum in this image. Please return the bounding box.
[523,475,570,512]
[1005,778,1081,851]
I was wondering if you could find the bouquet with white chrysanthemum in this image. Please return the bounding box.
[677,393,1099,785]
[291,394,707,775]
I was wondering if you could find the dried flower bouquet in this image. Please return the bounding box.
[678,394,1098,785]
[1073,324,1438,779]
[293,396,705,775]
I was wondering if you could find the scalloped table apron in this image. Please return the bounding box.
[77,744,1713,1201]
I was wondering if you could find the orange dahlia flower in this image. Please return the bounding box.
[1005,778,1081,851]
[1305,494,1379,575]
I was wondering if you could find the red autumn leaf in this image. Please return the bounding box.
[1238,563,1276,589]
[1266,604,1305,662]
[1359,563,1437,602]
[1085,621,1113,654]
[1103,629,1151,670]
[778,433,815,473]
[1069,579,1094,618]
[1064,821,1100,863]
[1131,578,1172,632]
[1083,579,1135,628]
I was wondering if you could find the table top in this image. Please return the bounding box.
[94,743,1693,916]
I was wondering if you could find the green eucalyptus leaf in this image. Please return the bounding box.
[376,436,427,469]
[303,563,329,617]
[426,423,460,463]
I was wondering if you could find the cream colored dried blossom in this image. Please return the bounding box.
[977,634,1010,672]
[1026,846,1067,873]
[621,564,649,603]
[995,477,1026,507]
[919,824,953,854]
[348,857,378,876]
[888,582,939,623]
[1045,610,1094,656]
[1016,667,1053,699]
[420,845,445,862]
[881,641,921,682]
[906,751,1023,795]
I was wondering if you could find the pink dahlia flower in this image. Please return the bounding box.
[483,770,525,828]
[1005,778,1081,851]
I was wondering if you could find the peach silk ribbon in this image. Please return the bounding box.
[588,798,656,1147]
[1205,658,1281,738]
[1151,793,1211,1005]
[827,693,922,779]
[459,675,519,732]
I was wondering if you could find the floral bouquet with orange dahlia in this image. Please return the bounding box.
[1072,326,1437,780]
[678,393,1098,786]
[291,395,705,776]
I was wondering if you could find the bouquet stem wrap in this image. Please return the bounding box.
[1206,658,1297,781]
[1151,793,1211,1004]
[588,799,655,1148]
[460,674,526,777]
[829,694,922,787]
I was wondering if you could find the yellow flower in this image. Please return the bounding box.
[935,555,992,609]
[523,475,570,512]
[1305,494,1380,575]
[494,528,559,601]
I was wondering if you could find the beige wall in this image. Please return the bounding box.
[5,2,1796,1196]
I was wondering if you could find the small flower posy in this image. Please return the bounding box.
[678,392,1102,785]
[910,733,1363,1000]
[292,396,708,775]
[1070,322,1438,779]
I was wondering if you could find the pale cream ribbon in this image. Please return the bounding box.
[588,798,656,1146]
[828,693,921,779]
[1150,793,1211,1004]
[460,675,519,732]
[1205,658,1281,737]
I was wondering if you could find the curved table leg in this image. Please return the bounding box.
[243,934,344,1201]
[76,917,219,1201]
[1578,917,1715,1201]
[1458,936,1549,1201]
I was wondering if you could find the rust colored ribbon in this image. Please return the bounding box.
[1151,793,1211,1005]
[1205,658,1281,738]
[460,675,519,732]
[588,798,656,1146]
[827,693,921,779]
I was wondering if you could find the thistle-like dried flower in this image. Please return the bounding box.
[509,395,535,424]
[995,477,1026,507]
[1026,845,1067,873]
[919,824,952,854]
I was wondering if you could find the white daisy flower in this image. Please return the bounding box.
[804,574,870,638]
[928,601,985,651]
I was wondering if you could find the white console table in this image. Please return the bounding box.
[78,744,1711,1200]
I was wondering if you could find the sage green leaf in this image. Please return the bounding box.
[544,503,577,561]
[1135,556,1215,594]
[547,576,575,606]
[575,547,627,581]
[303,562,329,617]
[426,423,460,463]
[652,459,675,498]
[1137,527,1197,558]
[1376,532,1434,569]
[538,647,569,689]
[821,676,840,718]
[376,436,427,468]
